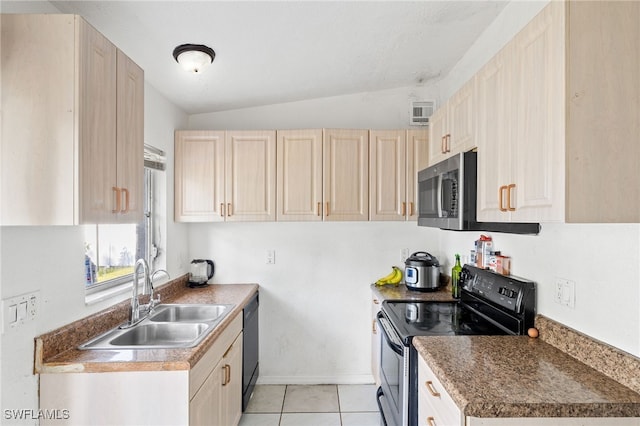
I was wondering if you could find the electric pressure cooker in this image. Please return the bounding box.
[404,251,440,291]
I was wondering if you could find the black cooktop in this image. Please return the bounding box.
[381,300,509,345]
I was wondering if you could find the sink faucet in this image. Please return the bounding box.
[123,258,160,328]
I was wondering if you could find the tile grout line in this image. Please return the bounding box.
[336,384,344,426]
[278,385,288,426]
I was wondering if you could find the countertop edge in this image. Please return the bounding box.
[413,335,640,419]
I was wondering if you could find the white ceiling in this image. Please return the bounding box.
[45,1,508,115]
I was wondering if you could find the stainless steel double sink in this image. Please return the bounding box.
[79,304,234,350]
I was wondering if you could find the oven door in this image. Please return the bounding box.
[377,312,408,426]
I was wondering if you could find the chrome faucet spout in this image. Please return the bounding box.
[126,258,150,327]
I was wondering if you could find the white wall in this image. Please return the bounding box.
[188,85,442,383]
[188,85,438,130]
[189,222,439,383]
[0,76,188,423]
[436,225,640,356]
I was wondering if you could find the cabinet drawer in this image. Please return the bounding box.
[418,355,462,426]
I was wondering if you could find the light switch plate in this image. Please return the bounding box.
[2,291,39,333]
[266,250,275,265]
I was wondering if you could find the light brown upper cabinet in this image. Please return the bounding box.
[276,129,324,221]
[478,3,563,223]
[323,129,370,221]
[369,130,428,221]
[175,130,276,222]
[1,15,143,225]
[477,1,639,223]
[225,131,276,222]
[175,131,225,222]
[564,0,639,222]
[476,46,513,222]
[428,79,475,166]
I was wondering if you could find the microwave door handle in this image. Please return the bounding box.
[437,174,444,218]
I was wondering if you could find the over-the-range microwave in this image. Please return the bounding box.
[417,151,540,234]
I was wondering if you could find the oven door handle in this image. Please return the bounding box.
[376,387,389,426]
[377,316,404,356]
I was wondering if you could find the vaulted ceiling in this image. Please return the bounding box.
[46,1,508,114]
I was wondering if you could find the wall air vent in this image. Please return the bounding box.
[410,100,435,126]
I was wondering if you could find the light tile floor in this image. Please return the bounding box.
[239,384,380,426]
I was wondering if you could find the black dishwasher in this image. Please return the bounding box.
[242,292,259,411]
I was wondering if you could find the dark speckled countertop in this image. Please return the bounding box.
[370,282,455,302]
[34,276,258,374]
[413,335,640,418]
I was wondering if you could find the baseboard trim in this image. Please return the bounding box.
[256,375,375,385]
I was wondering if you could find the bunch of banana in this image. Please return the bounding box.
[375,266,403,286]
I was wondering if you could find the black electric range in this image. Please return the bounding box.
[376,265,536,426]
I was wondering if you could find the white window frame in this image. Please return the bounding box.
[85,145,165,300]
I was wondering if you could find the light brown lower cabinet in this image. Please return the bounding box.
[40,315,243,426]
[190,318,243,426]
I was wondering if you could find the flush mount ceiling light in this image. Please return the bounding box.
[172,44,216,73]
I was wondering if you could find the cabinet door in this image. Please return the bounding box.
[476,46,513,222]
[78,18,118,224]
[190,359,223,426]
[221,333,243,426]
[565,0,640,223]
[369,130,406,221]
[225,131,276,222]
[447,78,476,155]
[115,49,144,223]
[276,129,323,221]
[323,129,369,221]
[427,107,448,166]
[1,15,76,225]
[406,130,429,221]
[511,1,565,222]
[175,131,225,222]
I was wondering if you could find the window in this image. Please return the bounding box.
[84,145,165,295]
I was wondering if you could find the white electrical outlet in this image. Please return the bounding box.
[554,279,565,304]
[266,250,276,265]
[564,279,576,308]
[554,278,576,308]
[2,291,40,333]
[401,248,410,263]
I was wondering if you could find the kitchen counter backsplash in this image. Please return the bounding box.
[536,315,640,395]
